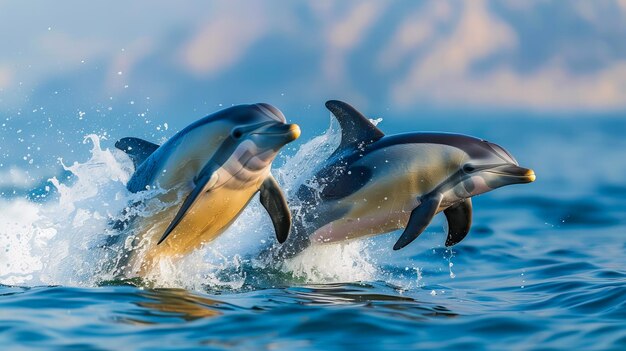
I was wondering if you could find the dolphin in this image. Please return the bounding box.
[113,103,300,274]
[273,100,535,258]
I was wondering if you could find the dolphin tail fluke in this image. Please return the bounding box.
[393,193,443,250]
[115,137,160,169]
[259,175,291,243]
[444,198,472,246]
[325,100,384,154]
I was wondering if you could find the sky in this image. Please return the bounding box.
[0,0,626,177]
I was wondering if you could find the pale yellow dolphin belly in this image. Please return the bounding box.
[126,181,262,275]
[311,178,420,243]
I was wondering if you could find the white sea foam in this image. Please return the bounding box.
[0,135,133,286]
[0,118,382,289]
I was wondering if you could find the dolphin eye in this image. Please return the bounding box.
[463,164,476,173]
[232,129,243,139]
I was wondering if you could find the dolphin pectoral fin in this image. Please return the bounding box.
[157,172,218,245]
[115,137,160,169]
[444,198,472,247]
[259,175,291,244]
[325,100,385,154]
[393,193,443,250]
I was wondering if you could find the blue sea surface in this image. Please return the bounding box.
[1,116,625,350]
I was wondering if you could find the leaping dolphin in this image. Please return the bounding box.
[273,100,535,258]
[114,103,300,274]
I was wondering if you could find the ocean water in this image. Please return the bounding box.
[0,115,625,350]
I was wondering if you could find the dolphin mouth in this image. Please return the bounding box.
[485,165,536,183]
[253,123,301,141]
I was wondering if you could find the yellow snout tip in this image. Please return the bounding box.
[526,169,536,182]
[289,124,301,140]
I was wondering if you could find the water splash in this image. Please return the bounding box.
[0,135,132,286]
[444,248,456,279]
[281,241,377,283]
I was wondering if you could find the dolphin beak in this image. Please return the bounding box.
[526,169,536,182]
[486,164,536,183]
[254,123,301,141]
[287,124,301,141]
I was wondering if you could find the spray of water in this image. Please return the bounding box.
[0,135,132,286]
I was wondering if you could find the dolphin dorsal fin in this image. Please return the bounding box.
[115,137,160,169]
[325,100,384,154]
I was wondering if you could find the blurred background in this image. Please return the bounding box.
[1,4,626,348]
[1,0,625,188]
